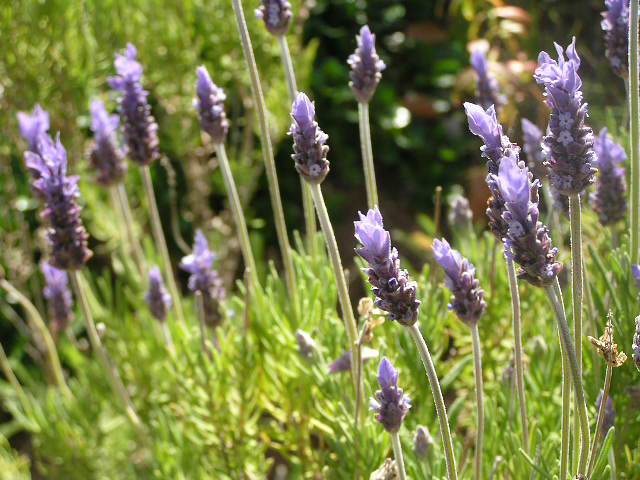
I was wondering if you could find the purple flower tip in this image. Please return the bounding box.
[41,261,74,335]
[194,65,229,144]
[464,102,502,153]
[348,25,386,103]
[497,155,530,207]
[17,104,50,154]
[591,128,627,226]
[108,43,142,89]
[377,356,399,389]
[144,266,172,322]
[289,92,330,184]
[291,92,315,126]
[632,265,640,290]
[469,49,505,113]
[89,99,127,186]
[370,356,411,433]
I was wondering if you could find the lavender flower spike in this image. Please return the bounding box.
[470,49,506,113]
[634,315,640,371]
[354,207,420,326]
[370,357,411,433]
[25,135,92,270]
[194,66,229,144]
[144,266,172,322]
[17,104,51,154]
[632,264,640,289]
[89,99,128,186]
[41,262,74,336]
[180,230,225,327]
[534,38,597,195]
[448,195,473,230]
[595,389,616,434]
[497,155,562,287]
[602,0,630,77]
[521,118,549,180]
[348,26,386,104]
[591,128,627,226]
[413,425,434,459]
[255,0,292,36]
[108,43,160,166]
[433,238,486,325]
[289,92,330,184]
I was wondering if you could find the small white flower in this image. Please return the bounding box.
[309,164,322,177]
[557,131,573,146]
[558,112,573,129]
[509,221,525,238]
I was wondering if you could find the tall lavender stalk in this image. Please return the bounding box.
[354,207,458,480]
[230,0,297,300]
[348,25,386,209]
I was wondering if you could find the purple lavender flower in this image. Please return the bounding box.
[108,43,160,166]
[41,262,74,336]
[25,135,92,270]
[180,230,225,327]
[194,66,229,144]
[348,26,386,104]
[144,266,172,322]
[354,208,421,326]
[89,99,128,186]
[634,315,640,371]
[433,238,486,325]
[414,425,434,459]
[328,347,378,373]
[17,104,51,155]
[255,0,292,36]
[602,0,630,77]
[534,38,597,195]
[596,390,616,435]
[296,329,317,358]
[632,264,640,289]
[289,92,330,184]
[370,357,411,433]
[497,156,562,287]
[470,49,506,114]
[448,195,473,230]
[591,128,627,226]
[521,118,549,180]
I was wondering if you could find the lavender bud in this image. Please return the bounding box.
[25,135,92,270]
[144,266,172,322]
[348,26,386,104]
[470,49,506,114]
[632,264,640,290]
[370,357,411,433]
[413,425,434,459]
[17,104,51,155]
[521,118,549,180]
[328,347,378,373]
[591,128,627,226]
[448,195,473,231]
[289,92,330,184]
[534,38,597,195]
[41,262,74,336]
[602,0,630,77]
[633,316,640,371]
[108,43,160,166]
[89,99,128,186]
[194,66,229,144]
[354,208,421,326]
[254,0,292,36]
[497,156,563,287]
[296,329,317,358]
[180,230,226,328]
[595,390,616,435]
[433,238,486,325]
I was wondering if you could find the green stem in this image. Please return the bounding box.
[408,324,458,480]
[0,279,71,398]
[546,279,590,476]
[70,271,141,428]
[215,144,258,280]
[390,431,408,480]
[586,363,613,479]
[506,258,529,448]
[141,165,185,325]
[629,0,639,264]
[231,0,297,298]
[308,184,361,407]
[470,323,484,480]
[358,102,378,209]
[111,185,146,275]
[195,292,213,359]
[0,341,30,413]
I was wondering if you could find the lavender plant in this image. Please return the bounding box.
[41,262,74,339]
[601,0,630,78]
[591,128,627,230]
[144,266,173,348]
[470,49,505,114]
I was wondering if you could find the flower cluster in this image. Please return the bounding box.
[17,104,51,155]
[289,92,330,184]
[370,357,411,433]
[348,26,386,104]
[194,66,229,144]
[25,136,92,270]
[108,43,160,166]
[144,266,172,322]
[534,38,597,195]
[354,208,420,326]
[591,128,627,226]
[448,195,473,230]
[601,0,630,77]
[433,238,486,325]
[470,49,506,114]
[255,0,292,36]
[521,118,549,181]
[89,99,128,186]
[496,155,562,286]
[633,316,640,371]
[41,262,74,336]
[413,425,434,459]
[180,230,226,328]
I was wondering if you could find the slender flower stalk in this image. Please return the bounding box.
[629,0,639,264]
[231,0,297,298]
[390,433,407,480]
[0,341,30,413]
